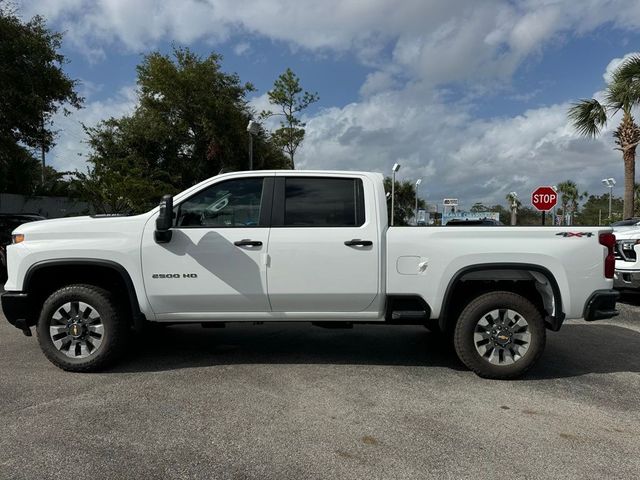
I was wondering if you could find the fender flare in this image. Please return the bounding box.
[439,263,565,332]
[23,258,145,328]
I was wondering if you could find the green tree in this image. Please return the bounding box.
[383,177,426,226]
[489,204,510,224]
[0,3,82,193]
[470,202,490,212]
[556,180,587,225]
[578,193,624,225]
[77,47,288,213]
[261,68,319,169]
[568,55,640,218]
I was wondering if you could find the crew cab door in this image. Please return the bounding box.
[141,174,273,315]
[266,174,380,312]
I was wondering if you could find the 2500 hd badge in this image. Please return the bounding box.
[152,273,198,279]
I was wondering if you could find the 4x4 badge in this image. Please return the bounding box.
[555,232,594,238]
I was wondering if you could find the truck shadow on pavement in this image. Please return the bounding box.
[618,291,640,307]
[111,323,640,380]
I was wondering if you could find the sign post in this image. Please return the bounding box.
[531,186,558,225]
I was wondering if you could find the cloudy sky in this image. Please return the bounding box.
[16,0,640,208]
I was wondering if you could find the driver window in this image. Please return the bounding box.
[175,177,264,227]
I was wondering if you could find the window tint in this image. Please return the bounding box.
[283,178,364,227]
[176,177,264,227]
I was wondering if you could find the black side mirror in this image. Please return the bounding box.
[154,194,173,243]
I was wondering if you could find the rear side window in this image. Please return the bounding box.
[282,177,365,227]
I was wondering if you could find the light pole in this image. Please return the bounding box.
[602,177,616,221]
[246,120,260,170]
[391,163,400,226]
[552,185,558,225]
[414,178,422,225]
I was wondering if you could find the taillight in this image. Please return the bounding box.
[599,232,616,278]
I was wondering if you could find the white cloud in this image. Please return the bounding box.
[359,71,398,97]
[48,86,138,173]
[298,85,623,207]
[19,0,640,86]
[233,42,251,56]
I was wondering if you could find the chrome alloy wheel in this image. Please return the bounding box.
[474,309,531,365]
[49,301,104,359]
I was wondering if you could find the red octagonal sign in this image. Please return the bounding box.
[531,186,558,212]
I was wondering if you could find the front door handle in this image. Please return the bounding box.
[234,239,263,247]
[344,239,373,247]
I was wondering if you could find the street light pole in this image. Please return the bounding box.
[391,163,400,226]
[415,178,422,225]
[246,120,260,170]
[602,178,616,221]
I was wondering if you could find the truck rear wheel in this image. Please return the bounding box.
[453,291,545,379]
[36,284,129,372]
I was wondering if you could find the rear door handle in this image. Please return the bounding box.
[234,239,263,247]
[344,239,373,247]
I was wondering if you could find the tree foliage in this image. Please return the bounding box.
[556,180,587,224]
[578,193,624,225]
[383,177,426,226]
[568,55,640,218]
[76,47,288,213]
[261,68,319,169]
[0,3,82,194]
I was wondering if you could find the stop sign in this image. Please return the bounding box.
[531,186,557,212]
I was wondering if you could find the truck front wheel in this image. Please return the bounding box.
[36,284,129,372]
[454,291,546,379]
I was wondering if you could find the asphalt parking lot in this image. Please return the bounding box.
[1,298,639,480]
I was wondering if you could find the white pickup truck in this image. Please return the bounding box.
[2,170,619,378]
[613,226,640,290]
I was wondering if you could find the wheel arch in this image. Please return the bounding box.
[439,263,564,333]
[23,258,145,329]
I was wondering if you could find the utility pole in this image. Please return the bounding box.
[41,115,46,186]
[246,120,260,170]
[414,178,422,225]
[391,163,400,226]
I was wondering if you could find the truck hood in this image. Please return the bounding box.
[613,227,640,240]
[12,214,149,239]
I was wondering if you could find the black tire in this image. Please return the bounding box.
[454,291,546,379]
[37,284,129,372]
[0,251,7,283]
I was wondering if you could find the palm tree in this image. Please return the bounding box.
[568,55,640,219]
[383,177,426,226]
[556,180,587,225]
[505,192,521,225]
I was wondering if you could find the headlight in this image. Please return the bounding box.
[11,234,24,244]
[621,239,640,250]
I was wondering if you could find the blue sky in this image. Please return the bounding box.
[17,0,640,207]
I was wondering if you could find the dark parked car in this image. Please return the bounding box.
[0,214,45,282]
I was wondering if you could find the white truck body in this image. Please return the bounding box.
[2,170,619,377]
[613,226,640,290]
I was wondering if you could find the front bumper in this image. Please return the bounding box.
[613,269,640,290]
[1,292,36,335]
[583,289,619,321]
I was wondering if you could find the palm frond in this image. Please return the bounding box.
[607,55,640,110]
[568,99,608,137]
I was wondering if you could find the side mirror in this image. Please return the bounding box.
[154,194,173,243]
